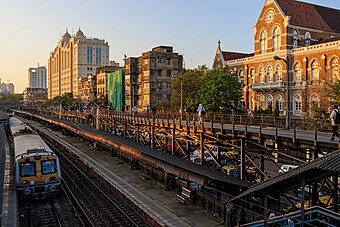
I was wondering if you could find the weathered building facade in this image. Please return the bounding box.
[213,0,340,118]
[124,46,183,112]
[96,66,122,102]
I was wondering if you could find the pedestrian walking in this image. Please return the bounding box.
[330,104,340,141]
[146,105,150,114]
[197,104,206,125]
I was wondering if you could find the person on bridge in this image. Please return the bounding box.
[330,104,340,141]
[197,104,206,125]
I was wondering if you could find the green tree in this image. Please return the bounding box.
[44,92,76,106]
[273,101,280,118]
[326,80,340,105]
[171,67,205,110]
[198,69,243,112]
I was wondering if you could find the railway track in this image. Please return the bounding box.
[40,127,147,227]
[20,200,62,227]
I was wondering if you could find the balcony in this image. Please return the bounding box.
[291,81,307,88]
[251,81,285,90]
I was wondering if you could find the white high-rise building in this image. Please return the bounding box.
[48,28,109,99]
[28,65,47,89]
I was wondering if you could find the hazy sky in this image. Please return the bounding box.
[0,0,339,93]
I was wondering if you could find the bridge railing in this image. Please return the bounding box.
[23,107,333,134]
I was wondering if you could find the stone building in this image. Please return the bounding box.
[96,65,122,102]
[124,46,183,112]
[213,0,340,118]
[23,88,48,103]
[48,28,109,99]
[78,75,97,102]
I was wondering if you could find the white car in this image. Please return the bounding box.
[278,164,298,173]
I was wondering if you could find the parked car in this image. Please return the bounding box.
[279,164,298,173]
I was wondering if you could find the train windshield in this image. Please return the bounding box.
[41,159,56,175]
[19,162,36,177]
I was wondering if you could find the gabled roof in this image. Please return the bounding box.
[222,51,254,61]
[276,0,340,33]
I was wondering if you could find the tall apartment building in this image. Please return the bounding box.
[124,46,183,112]
[213,0,340,118]
[28,65,47,89]
[48,28,109,99]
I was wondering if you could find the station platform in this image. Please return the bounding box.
[26,118,224,226]
[1,126,18,226]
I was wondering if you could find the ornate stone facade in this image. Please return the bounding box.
[48,28,109,99]
[213,0,340,117]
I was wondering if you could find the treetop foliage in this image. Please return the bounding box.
[171,66,243,113]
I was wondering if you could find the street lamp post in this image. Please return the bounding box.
[179,77,183,119]
[274,55,290,129]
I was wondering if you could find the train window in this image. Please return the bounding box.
[19,162,36,177]
[41,159,56,175]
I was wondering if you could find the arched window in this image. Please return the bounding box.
[238,69,244,85]
[331,58,340,81]
[259,67,265,83]
[293,63,302,81]
[267,66,273,83]
[274,94,283,111]
[275,64,282,81]
[250,69,255,84]
[272,26,281,51]
[293,30,299,48]
[311,60,319,80]
[260,30,267,53]
[267,95,273,109]
[294,94,302,112]
[260,95,266,109]
[305,32,311,46]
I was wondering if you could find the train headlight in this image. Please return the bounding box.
[23,189,31,195]
[49,185,57,191]
[45,179,50,183]
[30,181,35,185]
[21,180,29,184]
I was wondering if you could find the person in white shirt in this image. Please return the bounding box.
[330,104,340,141]
[197,104,205,125]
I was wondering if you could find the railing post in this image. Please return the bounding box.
[59,104,62,119]
[124,122,127,139]
[171,127,175,156]
[150,124,154,149]
[96,107,100,130]
[240,138,246,180]
[200,132,204,166]
[221,115,224,133]
[293,126,297,144]
[314,125,318,147]
[136,124,139,143]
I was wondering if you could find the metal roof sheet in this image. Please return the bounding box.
[228,149,340,202]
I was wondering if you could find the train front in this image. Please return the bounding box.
[14,136,61,199]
